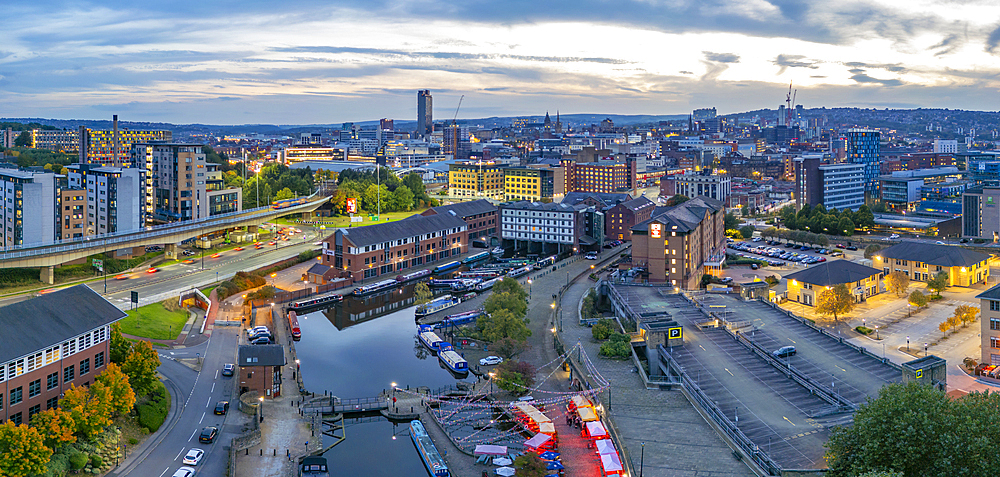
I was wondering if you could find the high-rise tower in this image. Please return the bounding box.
[417,90,433,138]
[846,129,881,199]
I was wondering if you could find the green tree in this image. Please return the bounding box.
[592,319,615,340]
[816,284,855,321]
[402,173,427,200]
[724,211,739,231]
[739,225,756,241]
[109,323,131,364]
[855,205,876,228]
[908,290,927,308]
[122,340,161,397]
[838,217,855,236]
[30,407,76,449]
[477,308,531,343]
[763,226,779,241]
[513,452,549,477]
[665,194,690,207]
[413,282,432,305]
[872,201,888,213]
[391,185,415,211]
[884,271,910,297]
[864,244,882,259]
[0,420,52,477]
[13,131,30,147]
[927,271,949,297]
[274,187,295,200]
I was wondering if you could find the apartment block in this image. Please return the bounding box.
[605,196,654,241]
[131,143,241,222]
[0,285,122,424]
[561,159,636,194]
[629,196,726,289]
[673,170,731,203]
[504,167,563,202]
[323,213,468,282]
[448,161,505,199]
[499,201,603,256]
[795,156,865,211]
[30,130,78,153]
[58,188,87,240]
[79,123,171,166]
[66,164,144,235]
[846,129,881,197]
[0,170,57,247]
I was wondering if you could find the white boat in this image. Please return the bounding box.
[475,278,500,291]
[418,325,444,352]
[415,296,462,318]
[437,343,469,374]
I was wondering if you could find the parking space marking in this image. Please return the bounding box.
[725,367,735,377]
[783,416,795,426]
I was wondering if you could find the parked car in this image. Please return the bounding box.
[846,245,858,250]
[246,326,269,336]
[214,401,230,415]
[719,277,734,284]
[750,263,760,270]
[480,356,504,366]
[585,252,598,260]
[222,364,235,377]
[182,449,204,466]
[830,251,844,257]
[772,346,796,359]
[785,243,795,248]
[251,336,271,345]
[198,427,218,443]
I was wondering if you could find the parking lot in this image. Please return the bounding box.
[702,295,901,406]
[728,239,857,267]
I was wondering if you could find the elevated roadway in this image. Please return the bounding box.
[0,196,328,282]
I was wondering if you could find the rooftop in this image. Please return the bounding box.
[424,199,497,218]
[976,283,1000,301]
[0,285,126,364]
[783,260,882,287]
[877,241,989,268]
[335,212,468,248]
[238,344,285,367]
[561,192,633,209]
[633,196,724,234]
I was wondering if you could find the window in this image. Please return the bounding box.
[992,301,1000,312]
[47,372,58,390]
[28,405,39,420]
[46,397,58,410]
[10,413,20,425]
[991,318,1000,331]
[29,379,40,398]
[80,358,90,376]
[64,365,74,383]
[10,386,22,405]
[992,337,1000,349]
[95,352,104,369]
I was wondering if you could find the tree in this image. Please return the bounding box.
[724,211,739,231]
[816,284,855,321]
[884,271,910,297]
[30,408,76,449]
[109,323,131,364]
[513,453,549,477]
[95,362,136,417]
[864,244,882,259]
[592,319,615,340]
[939,320,950,337]
[485,279,528,317]
[402,173,427,200]
[855,205,875,228]
[391,185,415,211]
[122,340,161,397]
[838,217,855,236]
[478,309,531,343]
[274,187,295,200]
[0,421,52,477]
[908,290,927,308]
[13,131,30,147]
[955,304,979,327]
[764,226,779,240]
[413,282,432,305]
[872,201,887,213]
[492,337,530,359]
[61,383,113,438]
[665,194,689,207]
[927,271,949,297]
[494,360,536,395]
[739,225,756,241]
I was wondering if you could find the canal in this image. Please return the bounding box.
[295,286,474,475]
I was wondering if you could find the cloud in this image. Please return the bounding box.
[844,62,908,73]
[987,23,1000,55]
[773,54,820,74]
[930,33,963,57]
[703,51,740,63]
[850,73,904,87]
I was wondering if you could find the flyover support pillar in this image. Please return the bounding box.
[40,266,54,285]
[165,243,178,260]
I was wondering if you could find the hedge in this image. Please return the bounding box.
[137,381,170,432]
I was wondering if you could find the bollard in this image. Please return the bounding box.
[246,449,249,455]
[274,449,277,456]
[260,449,263,456]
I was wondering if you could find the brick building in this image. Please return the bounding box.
[421,199,498,244]
[323,213,468,282]
[872,241,989,287]
[0,285,123,424]
[784,260,884,306]
[630,196,726,288]
[560,159,636,194]
[237,345,285,398]
[605,196,654,241]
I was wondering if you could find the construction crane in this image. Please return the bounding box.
[785,81,793,126]
[452,95,464,125]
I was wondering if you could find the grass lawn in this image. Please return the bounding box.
[120,302,190,340]
[290,208,427,228]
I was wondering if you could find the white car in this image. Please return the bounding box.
[585,252,598,260]
[889,234,900,239]
[172,467,196,477]
[480,356,503,366]
[182,448,204,466]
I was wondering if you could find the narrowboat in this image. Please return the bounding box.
[352,279,398,296]
[432,261,461,274]
[287,311,301,341]
[415,296,462,318]
[418,325,445,352]
[396,269,432,282]
[410,420,450,477]
[288,293,344,312]
[491,246,505,258]
[508,266,532,278]
[534,255,557,269]
[475,277,500,292]
[437,343,469,375]
[299,456,330,477]
[457,270,500,279]
[461,251,491,264]
[438,309,483,327]
[428,278,464,288]
[449,279,481,292]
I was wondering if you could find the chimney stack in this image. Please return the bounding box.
[113,115,119,166]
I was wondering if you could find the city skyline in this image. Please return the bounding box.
[2,0,1000,124]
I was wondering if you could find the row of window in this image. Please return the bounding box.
[0,354,101,414]
[0,327,107,382]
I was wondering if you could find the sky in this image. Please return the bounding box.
[2,0,1000,125]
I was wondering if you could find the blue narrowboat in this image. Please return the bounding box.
[410,420,450,477]
[462,252,491,264]
[418,325,445,352]
[415,296,462,318]
[437,343,469,374]
[432,261,461,274]
[352,279,397,296]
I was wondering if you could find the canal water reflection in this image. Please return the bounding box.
[295,290,473,475]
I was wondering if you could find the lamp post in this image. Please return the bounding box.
[259,396,264,422]
[875,325,879,340]
[391,382,397,412]
[907,336,910,351]
[527,278,532,299]
[924,343,928,356]
[640,442,645,477]
[488,372,495,395]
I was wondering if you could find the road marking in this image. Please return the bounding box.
[836,366,846,372]
[784,416,795,426]
[699,345,706,351]
[207,396,212,407]
[788,339,796,344]
[188,429,198,442]
[174,447,184,461]
[215,370,219,379]
[212,383,216,392]
[725,368,734,377]
[199,412,205,424]
[159,468,169,477]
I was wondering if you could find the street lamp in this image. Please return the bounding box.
[527,279,532,298]
[391,382,397,412]
[640,442,645,477]
[875,325,879,340]
[906,336,910,351]
[259,396,265,422]
[488,372,495,395]
[924,343,928,356]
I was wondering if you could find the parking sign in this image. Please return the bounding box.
[668,327,683,339]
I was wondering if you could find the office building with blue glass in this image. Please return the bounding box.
[846,129,881,200]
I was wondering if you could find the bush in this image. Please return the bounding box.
[90,455,103,468]
[137,382,170,432]
[298,250,320,262]
[245,285,277,301]
[592,319,615,340]
[69,451,88,471]
[974,238,987,244]
[599,337,632,358]
[855,326,874,335]
[128,438,138,446]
